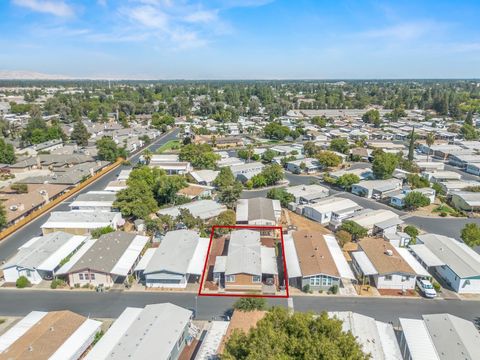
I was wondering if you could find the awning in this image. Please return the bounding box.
[282,234,302,278]
[395,247,431,277]
[409,244,445,267]
[134,248,157,272]
[351,251,377,276]
[187,237,210,275]
[324,234,355,279]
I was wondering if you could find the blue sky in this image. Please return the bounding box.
[1,0,479,79]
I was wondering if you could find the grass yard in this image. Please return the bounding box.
[156,140,181,153]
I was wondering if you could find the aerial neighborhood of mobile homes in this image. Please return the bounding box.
[1,81,480,359]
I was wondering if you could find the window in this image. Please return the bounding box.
[384,275,392,281]
[252,276,261,283]
[26,270,31,277]
[84,273,90,280]
[90,273,96,280]
[226,275,235,282]
[402,276,410,282]
[322,276,332,286]
[79,273,84,280]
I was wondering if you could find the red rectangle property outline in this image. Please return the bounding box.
[198,225,289,298]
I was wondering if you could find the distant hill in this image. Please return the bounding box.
[0,70,73,80]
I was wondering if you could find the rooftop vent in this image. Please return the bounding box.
[385,249,394,256]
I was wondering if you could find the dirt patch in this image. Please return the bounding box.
[286,210,331,234]
[342,242,358,262]
[377,288,419,297]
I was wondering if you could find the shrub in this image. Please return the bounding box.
[432,281,441,292]
[440,212,448,217]
[50,279,66,289]
[16,276,31,288]
[302,284,312,294]
[233,298,267,311]
[329,284,339,294]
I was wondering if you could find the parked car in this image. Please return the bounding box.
[416,278,437,298]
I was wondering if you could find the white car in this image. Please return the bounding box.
[416,278,437,298]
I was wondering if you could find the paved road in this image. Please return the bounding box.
[0,129,180,263]
[0,290,478,324]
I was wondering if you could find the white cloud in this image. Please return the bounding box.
[358,22,440,41]
[13,0,74,17]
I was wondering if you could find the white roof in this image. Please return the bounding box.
[144,230,204,276]
[49,318,101,360]
[2,232,86,272]
[0,311,47,353]
[349,209,399,230]
[283,234,302,278]
[133,248,156,272]
[399,318,440,360]
[324,234,355,279]
[329,312,402,360]
[84,307,143,360]
[305,197,359,214]
[111,235,149,276]
[408,244,445,267]
[395,247,430,277]
[41,211,121,229]
[187,237,210,275]
[96,303,192,360]
[190,170,219,184]
[351,251,377,275]
[261,247,278,275]
[285,184,329,200]
[416,233,480,278]
[55,239,96,274]
[194,321,229,360]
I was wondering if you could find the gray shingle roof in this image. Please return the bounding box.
[67,231,136,274]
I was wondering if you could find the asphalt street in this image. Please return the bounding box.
[0,129,180,263]
[0,290,478,325]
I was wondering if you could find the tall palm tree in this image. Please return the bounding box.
[426,132,435,162]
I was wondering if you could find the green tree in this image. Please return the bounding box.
[155,175,187,205]
[460,124,479,140]
[329,138,350,154]
[303,141,318,157]
[0,138,16,164]
[261,164,284,185]
[223,308,368,360]
[316,151,342,168]
[403,191,430,210]
[404,225,419,241]
[362,109,381,127]
[218,182,243,208]
[407,127,416,161]
[232,298,267,311]
[263,122,291,140]
[212,209,236,227]
[340,220,368,240]
[70,121,90,146]
[372,151,398,179]
[91,226,115,239]
[179,143,220,169]
[336,174,360,190]
[96,136,125,162]
[213,167,236,188]
[311,116,327,127]
[465,111,473,126]
[0,202,7,229]
[461,223,480,248]
[114,181,158,219]
[406,174,430,189]
[267,188,295,207]
[261,149,276,163]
